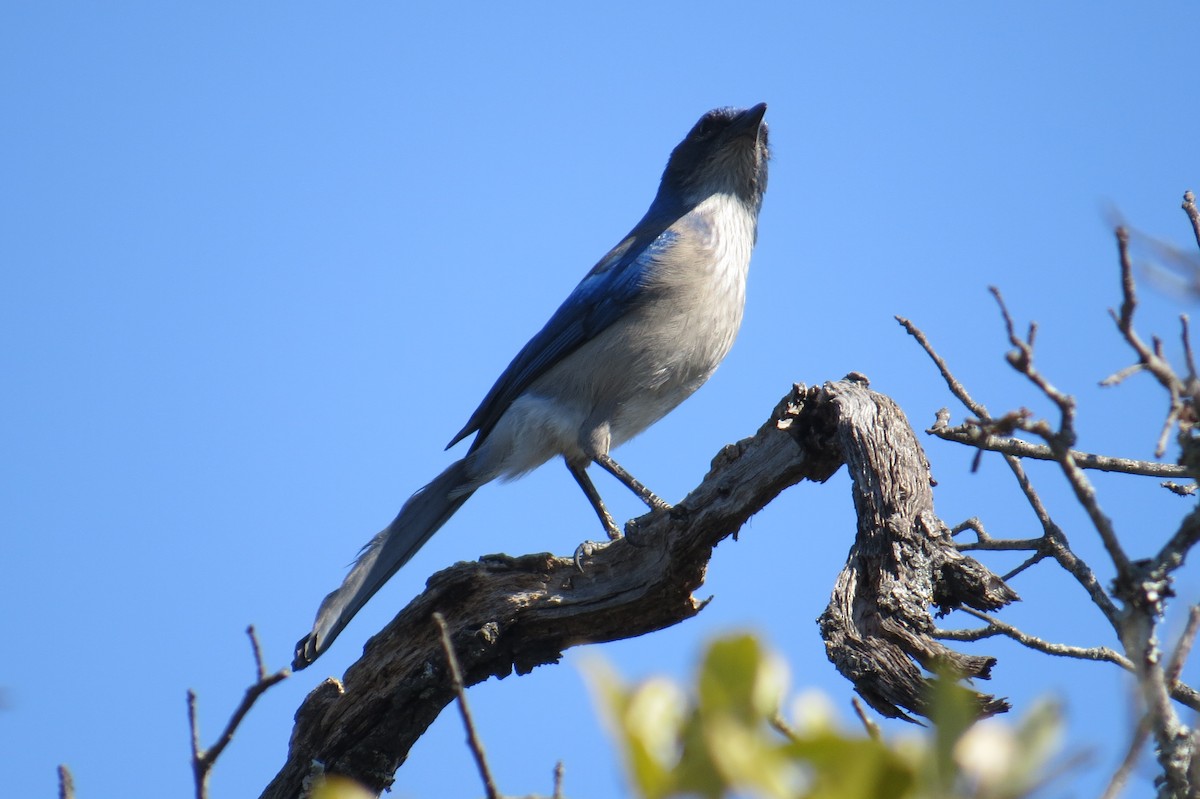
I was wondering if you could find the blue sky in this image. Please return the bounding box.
[4,3,1200,797]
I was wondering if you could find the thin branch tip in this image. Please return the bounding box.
[435,612,501,799]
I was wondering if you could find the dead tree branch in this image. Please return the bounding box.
[260,378,1014,798]
[433,612,499,799]
[936,608,1132,667]
[900,319,1123,627]
[190,627,289,799]
[1185,191,1200,252]
[902,194,1200,798]
[57,765,75,799]
[928,417,1188,478]
[816,379,1017,722]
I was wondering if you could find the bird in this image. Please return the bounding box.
[293,103,770,670]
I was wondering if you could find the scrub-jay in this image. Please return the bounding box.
[294,103,770,669]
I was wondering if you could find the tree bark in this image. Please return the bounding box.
[816,378,1018,721]
[261,377,1015,798]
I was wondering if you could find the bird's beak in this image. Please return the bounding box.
[727,102,768,140]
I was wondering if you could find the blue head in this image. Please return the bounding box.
[655,103,770,216]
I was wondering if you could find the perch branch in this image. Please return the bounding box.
[261,379,1014,797]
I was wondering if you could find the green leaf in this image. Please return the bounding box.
[788,733,917,799]
[697,633,788,722]
[928,670,983,790]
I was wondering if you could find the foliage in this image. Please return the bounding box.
[591,633,1063,799]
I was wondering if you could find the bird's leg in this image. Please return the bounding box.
[566,459,622,571]
[593,453,671,511]
[566,459,622,540]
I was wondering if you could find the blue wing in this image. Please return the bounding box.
[447,224,680,451]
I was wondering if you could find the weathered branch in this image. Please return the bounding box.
[937,608,1129,666]
[902,318,1125,628]
[191,627,289,799]
[433,612,499,799]
[1182,190,1200,250]
[816,379,1017,722]
[928,417,1188,478]
[57,765,75,799]
[1107,226,1194,458]
[902,197,1200,797]
[261,379,1014,797]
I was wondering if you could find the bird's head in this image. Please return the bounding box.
[658,103,770,214]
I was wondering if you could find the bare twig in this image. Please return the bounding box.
[937,608,1130,667]
[956,538,1044,553]
[938,608,1200,712]
[1102,363,1146,386]
[906,302,1200,716]
[433,612,500,799]
[989,288,1132,575]
[1181,315,1197,380]
[552,761,565,799]
[1162,481,1199,496]
[187,690,202,799]
[770,712,799,742]
[1167,606,1200,687]
[1099,715,1152,799]
[851,697,882,741]
[951,519,1044,553]
[1184,190,1200,252]
[903,317,1122,626]
[1042,439,1131,575]
[1000,551,1049,582]
[1108,227,1186,457]
[1003,452,1120,624]
[951,517,988,538]
[908,296,1135,615]
[1156,505,1200,577]
[1109,214,1200,796]
[928,419,1187,478]
[905,200,1200,795]
[189,626,290,799]
[991,287,1075,430]
[897,316,990,420]
[57,765,75,799]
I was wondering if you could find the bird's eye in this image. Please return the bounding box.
[698,116,718,137]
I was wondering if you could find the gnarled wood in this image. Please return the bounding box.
[816,377,1018,721]
[262,379,1014,798]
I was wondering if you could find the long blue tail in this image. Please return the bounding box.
[293,458,475,669]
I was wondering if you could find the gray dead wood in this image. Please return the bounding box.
[261,378,1015,798]
[816,378,1018,721]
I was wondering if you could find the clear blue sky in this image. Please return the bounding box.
[4,4,1199,797]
